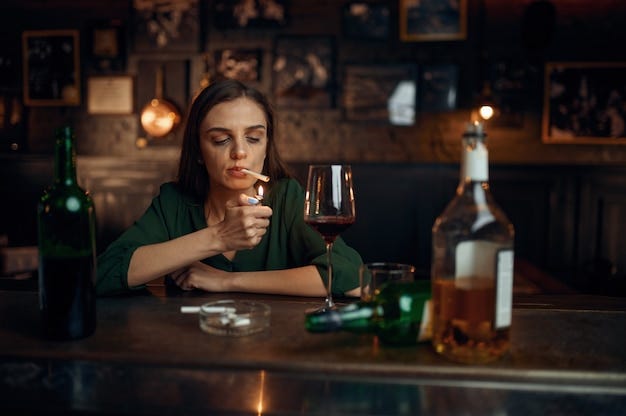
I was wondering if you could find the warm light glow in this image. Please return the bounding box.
[258,185,264,199]
[135,137,148,149]
[140,107,175,136]
[140,100,181,138]
[479,105,495,120]
[256,370,266,415]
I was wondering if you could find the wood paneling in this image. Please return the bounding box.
[77,157,178,251]
[577,169,626,293]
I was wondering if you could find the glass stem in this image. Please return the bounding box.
[325,241,334,309]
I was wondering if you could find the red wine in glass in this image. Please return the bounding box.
[305,217,355,243]
[304,165,356,313]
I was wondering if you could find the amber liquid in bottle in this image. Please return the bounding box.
[431,122,514,364]
[432,277,510,362]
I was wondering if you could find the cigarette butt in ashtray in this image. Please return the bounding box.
[220,315,251,327]
[182,305,251,328]
[180,306,236,314]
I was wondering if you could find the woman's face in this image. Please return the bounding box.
[199,97,268,194]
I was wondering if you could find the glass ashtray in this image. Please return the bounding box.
[199,300,270,336]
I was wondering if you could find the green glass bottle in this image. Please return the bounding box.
[37,126,97,340]
[305,281,431,346]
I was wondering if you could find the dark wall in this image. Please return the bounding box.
[0,0,626,164]
[4,156,625,295]
[1,1,626,295]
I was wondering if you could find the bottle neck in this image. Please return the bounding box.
[54,127,77,186]
[459,136,489,188]
[458,136,496,228]
[305,302,377,332]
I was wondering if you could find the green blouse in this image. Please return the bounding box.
[96,178,363,296]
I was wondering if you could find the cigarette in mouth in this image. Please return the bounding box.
[241,168,270,183]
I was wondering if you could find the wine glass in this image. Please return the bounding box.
[304,164,356,313]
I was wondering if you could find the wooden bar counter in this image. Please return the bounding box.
[0,284,625,415]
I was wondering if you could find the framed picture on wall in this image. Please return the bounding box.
[542,62,626,144]
[342,64,417,125]
[419,63,458,112]
[489,60,526,128]
[213,0,288,29]
[214,48,262,82]
[87,76,134,115]
[87,19,127,73]
[22,30,81,106]
[272,36,335,108]
[399,0,467,42]
[342,2,391,40]
[131,0,200,53]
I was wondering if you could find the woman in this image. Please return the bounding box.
[96,79,362,297]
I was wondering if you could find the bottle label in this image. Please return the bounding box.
[462,142,488,181]
[417,299,432,342]
[495,249,514,329]
[455,240,501,278]
[454,241,514,329]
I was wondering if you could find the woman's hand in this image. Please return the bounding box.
[170,261,229,291]
[213,194,272,253]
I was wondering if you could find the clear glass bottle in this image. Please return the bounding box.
[305,280,431,346]
[431,121,514,363]
[37,126,97,340]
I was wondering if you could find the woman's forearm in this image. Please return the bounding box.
[127,228,223,287]
[228,265,358,297]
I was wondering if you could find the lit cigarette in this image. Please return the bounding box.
[241,168,270,183]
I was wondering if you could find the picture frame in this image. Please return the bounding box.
[131,0,200,53]
[22,30,81,106]
[87,19,127,73]
[342,2,391,40]
[399,0,467,42]
[87,76,134,115]
[272,36,335,108]
[214,48,262,82]
[542,62,626,144]
[489,60,526,128]
[342,64,417,125]
[419,63,459,112]
[213,0,288,30]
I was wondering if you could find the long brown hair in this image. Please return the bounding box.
[177,79,291,201]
